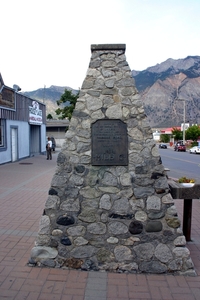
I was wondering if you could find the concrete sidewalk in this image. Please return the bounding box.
[0,151,200,300]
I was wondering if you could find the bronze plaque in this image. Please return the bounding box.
[91,119,128,166]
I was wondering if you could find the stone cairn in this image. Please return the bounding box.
[29,44,195,275]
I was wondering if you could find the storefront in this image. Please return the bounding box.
[0,73,46,164]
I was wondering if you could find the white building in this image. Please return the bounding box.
[0,73,46,164]
[153,130,160,141]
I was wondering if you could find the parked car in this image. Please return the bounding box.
[174,143,186,152]
[159,143,167,149]
[189,146,200,154]
[51,137,56,151]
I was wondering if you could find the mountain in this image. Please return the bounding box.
[22,85,78,118]
[23,56,200,127]
[132,55,200,127]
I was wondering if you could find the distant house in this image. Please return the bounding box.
[160,127,181,134]
[152,127,182,144]
[46,119,69,147]
[0,73,46,164]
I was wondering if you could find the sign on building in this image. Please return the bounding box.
[29,101,42,125]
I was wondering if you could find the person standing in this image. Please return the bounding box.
[46,137,52,160]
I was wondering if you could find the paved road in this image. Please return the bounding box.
[159,146,200,181]
[0,151,200,299]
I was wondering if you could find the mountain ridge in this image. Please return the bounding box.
[132,55,200,92]
[23,86,78,118]
[131,55,200,127]
[22,55,200,127]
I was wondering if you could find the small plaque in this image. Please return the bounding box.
[91,119,128,166]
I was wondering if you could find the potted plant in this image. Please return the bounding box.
[178,176,195,187]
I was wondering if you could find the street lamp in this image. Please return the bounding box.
[175,97,186,144]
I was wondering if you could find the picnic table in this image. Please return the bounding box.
[168,179,200,241]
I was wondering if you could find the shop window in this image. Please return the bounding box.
[0,119,5,148]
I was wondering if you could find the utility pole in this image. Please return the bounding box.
[175,97,186,144]
[183,98,186,145]
[43,85,46,103]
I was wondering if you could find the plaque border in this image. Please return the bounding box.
[91,119,128,166]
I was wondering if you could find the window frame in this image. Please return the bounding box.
[0,119,6,150]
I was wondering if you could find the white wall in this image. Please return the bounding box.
[0,120,34,164]
[153,132,160,141]
[0,120,30,164]
[17,121,30,158]
[55,138,65,148]
[41,124,47,153]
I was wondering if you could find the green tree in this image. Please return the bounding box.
[160,134,170,143]
[55,89,79,120]
[47,113,53,120]
[172,127,183,141]
[185,125,200,141]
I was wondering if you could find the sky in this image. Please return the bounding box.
[1,0,200,92]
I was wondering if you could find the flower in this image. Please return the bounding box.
[178,176,195,183]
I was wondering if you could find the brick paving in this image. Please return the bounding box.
[0,150,200,300]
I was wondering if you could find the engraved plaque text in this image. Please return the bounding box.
[91,119,128,166]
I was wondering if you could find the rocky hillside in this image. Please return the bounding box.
[23,86,78,119]
[23,56,200,127]
[132,56,200,127]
